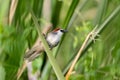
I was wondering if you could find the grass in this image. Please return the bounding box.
[0,0,120,80]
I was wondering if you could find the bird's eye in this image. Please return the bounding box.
[60,30,64,32]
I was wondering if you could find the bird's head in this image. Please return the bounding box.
[52,28,68,34]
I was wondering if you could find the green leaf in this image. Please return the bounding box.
[93,0,108,25]
[30,10,65,80]
[51,0,63,27]
[63,0,80,29]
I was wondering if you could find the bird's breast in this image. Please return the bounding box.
[46,33,60,46]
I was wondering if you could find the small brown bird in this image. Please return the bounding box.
[17,28,67,79]
[24,28,67,61]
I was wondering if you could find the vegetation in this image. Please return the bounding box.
[0,0,120,80]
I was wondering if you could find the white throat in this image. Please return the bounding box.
[46,30,63,46]
[56,30,63,38]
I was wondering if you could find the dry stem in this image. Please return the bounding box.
[65,26,98,80]
[17,24,52,80]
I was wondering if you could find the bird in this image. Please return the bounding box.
[24,28,67,61]
[17,28,67,79]
[46,28,67,49]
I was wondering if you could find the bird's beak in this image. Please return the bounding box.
[62,30,68,33]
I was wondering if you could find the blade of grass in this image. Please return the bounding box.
[30,10,65,80]
[9,0,18,25]
[68,0,89,28]
[55,0,80,54]
[41,47,58,80]
[63,0,80,29]
[51,0,63,27]
[93,0,108,26]
[94,4,120,35]
[33,0,43,18]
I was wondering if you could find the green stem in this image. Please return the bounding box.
[30,10,65,80]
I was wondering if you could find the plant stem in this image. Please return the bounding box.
[30,10,65,80]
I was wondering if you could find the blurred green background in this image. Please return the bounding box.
[0,0,120,80]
